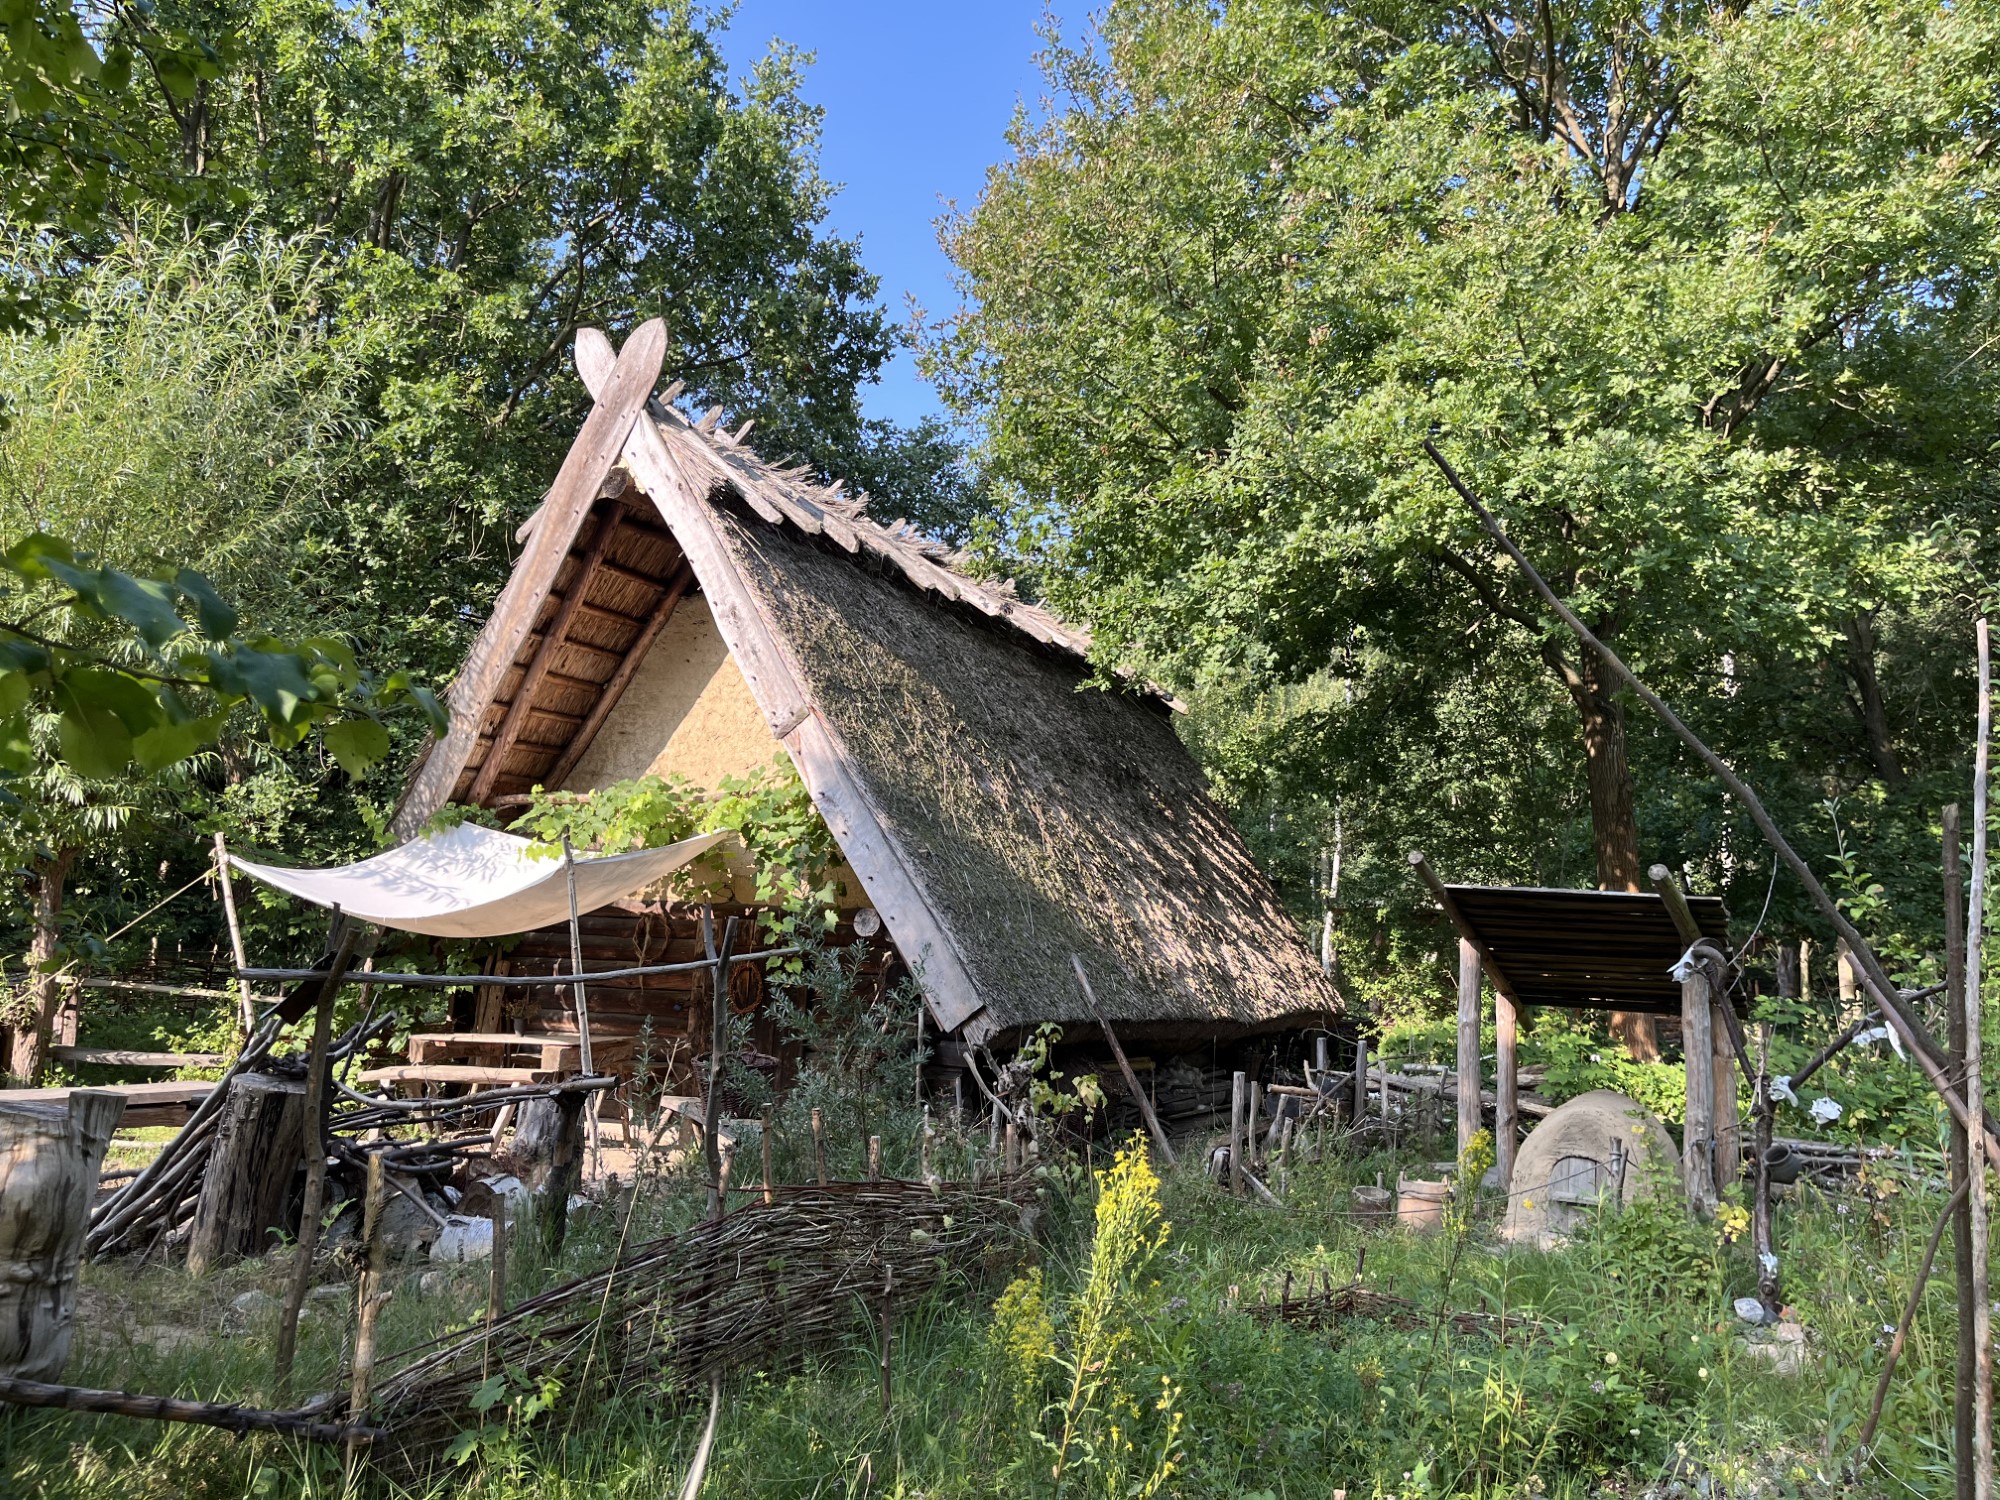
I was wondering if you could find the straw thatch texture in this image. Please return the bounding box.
[365,1175,1035,1475]
[711,508,1336,1041]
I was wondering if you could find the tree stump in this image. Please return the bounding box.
[514,1092,585,1259]
[187,1074,307,1275]
[0,1090,125,1379]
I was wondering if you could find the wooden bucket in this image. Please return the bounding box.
[0,1090,125,1379]
[1396,1176,1451,1232]
[1351,1184,1393,1225]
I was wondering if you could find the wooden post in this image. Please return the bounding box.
[1247,1080,1264,1167]
[1682,962,1717,1211]
[700,911,739,1221]
[1277,1115,1295,1197]
[867,1135,882,1181]
[1071,955,1176,1165]
[811,1107,826,1185]
[1353,1031,1368,1126]
[0,1090,124,1380]
[1494,988,1519,1189]
[345,1152,387,1478]
[1712,995,1741,1191]
[187,1074,307,1275]
[212,833,256,1038]
[561,837,599,1173]
[1968,617,1994,1500]
[760,1104,774,1206]
[1949,805,1977,1497]
[878,1269,894,1421]
[537,1090,586,1260]
[1456,939,1482,1160]
[275,917,361,1394]
[484,1198,508,1380]
[1229,1072,1246,1199]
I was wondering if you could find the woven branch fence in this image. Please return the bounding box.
[365,1174,1039,1474]
[1245,1273,1550,1341]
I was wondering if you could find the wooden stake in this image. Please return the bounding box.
[1003,1120,1017,1173]
[1229,1072,1246,1198]
[1248,1080,1264,1164]
[484,1198,508,1381]
[1859,1176,1971,1456]
[700,910,739,1221]
[345,1152,387,1478]
[562,837,600,1173]
[878,1269,894,1420]
[1353,1030,1368,1126]
[1494,988,1519,1188]
[1682,962,1717,1211]
[811,1107,826,1185]
[1071,955,1176,1165]
[211,833,255,1038]
[867,1135,882,1181]
[1456,939,1482,1160]
[274,916,361,1394]
[761,1104,774,1206]
[1950,803,1976,1500]
[1968,617,1993,1500]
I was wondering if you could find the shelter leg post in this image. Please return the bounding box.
[1456,939,1482,1161]
[1229,1072,1246,1199]
[1682,968,1717,1212]
[1495,990,1519,1189]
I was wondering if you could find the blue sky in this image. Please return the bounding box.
[715,3,1056,430]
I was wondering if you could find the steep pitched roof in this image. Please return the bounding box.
[395,324,1340,1042]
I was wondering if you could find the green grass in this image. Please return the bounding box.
[1,1129,1974,1498]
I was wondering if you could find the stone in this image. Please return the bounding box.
[1741,1320,1810,1375]
[308,1283,351,1305]
[1500,1090,1679,1248]
[230,1289,278,1318]
[418,1271,451,1299]
[378,1192,444,1259]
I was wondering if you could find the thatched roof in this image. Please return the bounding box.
[395,323,1339,1043]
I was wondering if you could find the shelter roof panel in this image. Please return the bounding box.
[1443,883,1729,1012]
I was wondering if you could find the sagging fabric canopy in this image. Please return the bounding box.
[230,822,727,938]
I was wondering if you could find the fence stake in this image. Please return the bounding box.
[811,1107,826,1185]
[761,1104,774,1206]
[1229,1072,1246,1198]
[345,1151,387,1480]
[867,1135,882,1181]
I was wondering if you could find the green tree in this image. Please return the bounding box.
[936,0,1998,1039]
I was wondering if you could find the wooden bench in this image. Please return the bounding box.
[50,1047,227,1069]
[355,1064,554,1097]
[405,1032,637,1073]
[0,1080,212,1131]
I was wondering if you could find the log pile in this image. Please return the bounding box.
[365,1173,1038,1474]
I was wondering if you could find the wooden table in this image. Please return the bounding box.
[405,1031,636,1073]
[0,1080,211,1132]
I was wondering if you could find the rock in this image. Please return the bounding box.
[135,1324,201,1356]
[231,1289,278,1318]
[1734,1296,1774,1325]
[431,1215,495,1263]
[456,1174,529,1224]
[1741,1321,1810,1375]
[308,1283,351,1306]
[419,1271,451,1299]
[378,1192,444,1259]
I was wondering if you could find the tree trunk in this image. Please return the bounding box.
[1550,645,1658,1060]
[8,850,78,1086]
[0,1090,125,1379]
[1842,612,1906,789]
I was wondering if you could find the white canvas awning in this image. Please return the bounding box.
[230,822,727,938]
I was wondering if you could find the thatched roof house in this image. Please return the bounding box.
[394,324,1337,1047]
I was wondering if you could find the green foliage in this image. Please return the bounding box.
[935,0,1999,1003]
[475,758,845,946]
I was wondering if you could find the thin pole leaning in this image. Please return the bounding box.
[561,835,600,1173]
[1969,616,1993,1500]
[1071,954,1175,1165]
[1421,439,2000,1163]
[211,832,256,1038]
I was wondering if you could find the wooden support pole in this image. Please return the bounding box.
[1409,851,1526,1014]
[1494,987,1519,1188]
[1968,617,1993,1500]
[345,1152,387,1478]
[811,1107,826,1185]
[484,1199,508,1381]
[1456,939,1482,1161]
[699,910,738,1220]
[211,833,255,1038]
[1002,1120,1017,1173]
[1713,994,1742,1191]
[1353,1031,1368,1125]
[1229,1072,1246,1199]
[1247,1080,1264,1165]
[878,1269,894,1421]
[867,1135,882,1181]
[1949,803,1977,1500]
[274,916,361,1395]
[537,1090,586,1260]
[1071,955,1176,1165]
[760,1104,774,1206]
[1682,963,1717,1211]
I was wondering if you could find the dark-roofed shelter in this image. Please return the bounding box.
[1408,852,1738,1209]
[392,323,1338,1062]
